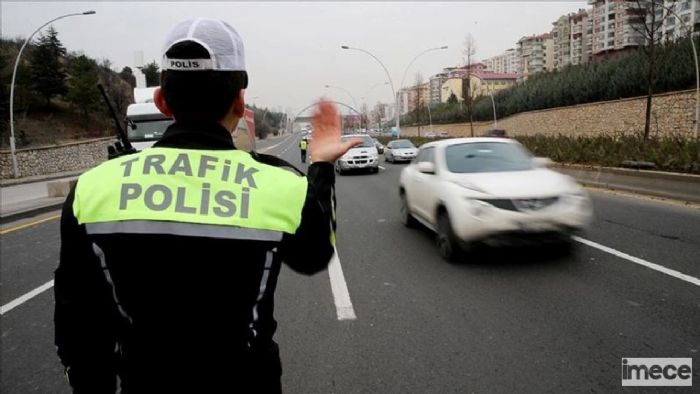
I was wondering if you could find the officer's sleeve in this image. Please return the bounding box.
[280,162,336,275]
[54,187,119,393]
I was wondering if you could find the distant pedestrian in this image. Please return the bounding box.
[300,137,308,163]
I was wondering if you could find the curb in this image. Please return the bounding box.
[1,170,85,187]
[552,163,700,204]
[0,200,65,225]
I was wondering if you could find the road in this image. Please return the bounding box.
[1,132,699,393]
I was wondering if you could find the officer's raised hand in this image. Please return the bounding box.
[309,100,362,163]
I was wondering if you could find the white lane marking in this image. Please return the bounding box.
[0,280,54,315]
[574,236,700,287]
[328,249,357,320]
[378,166,386,170]
[258,134,294,153]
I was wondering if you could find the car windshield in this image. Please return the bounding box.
[127,119,173,142]
[342,135,375,148]
[392,140,415,149]
[445,142,533,173]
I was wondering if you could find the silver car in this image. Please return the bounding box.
[384,139,418,163]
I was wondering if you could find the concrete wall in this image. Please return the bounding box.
[0,137,113,179]
[402,89,697,138]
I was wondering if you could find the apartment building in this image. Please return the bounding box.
[483,48,518,74]
[588,0,646,57]
[656,0,700,41]
[570,8,594,65]
[552,15,573,69]
[399,82,430,114]
[516,33,555,81]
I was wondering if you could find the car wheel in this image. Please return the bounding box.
[371,167,379,174]
[437,212,461,263]
[399,192,417,228]
[336,164,343,175]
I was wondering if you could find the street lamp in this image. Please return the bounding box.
[341,45,397,134]
[8,10,96,178]
[342,45,447,138]
[325,84,361,130]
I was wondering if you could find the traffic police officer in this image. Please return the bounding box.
[299,137,308,163]
[54,18,360,393]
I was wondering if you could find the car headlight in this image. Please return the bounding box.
[464,198,493,219]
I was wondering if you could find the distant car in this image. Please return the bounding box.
[384,139,418,163]
[483,128,507,138]
[336,134,380,174]
[399,138,593,261]
[438,131,449,138]
[424,132,436,138]
[373,138,384,154]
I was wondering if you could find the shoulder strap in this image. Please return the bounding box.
[250,151,306,176]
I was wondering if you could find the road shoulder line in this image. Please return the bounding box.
[574,236,700,287]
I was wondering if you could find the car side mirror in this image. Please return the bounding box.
[532,157,553,168]
[417,161,435,174]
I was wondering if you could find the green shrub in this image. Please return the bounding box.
[377,134,700,174]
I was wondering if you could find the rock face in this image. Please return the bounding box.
[0,137,114,179]
[402,89,698,138]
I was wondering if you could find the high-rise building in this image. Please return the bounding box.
[656,0,700,42]
[552,15,573,69]
[483,48,518,74]
[516,33,555,81]
[570,8,594,65]
[588,0,647,57]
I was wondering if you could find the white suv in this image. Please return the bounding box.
[336,134,380,174]
[399,138,593,261]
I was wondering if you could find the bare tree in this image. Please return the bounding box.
[630,0,668,141]
[462,34,477,136]
[415,72,424,136]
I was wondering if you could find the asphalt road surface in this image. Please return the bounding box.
[1,132,699,393]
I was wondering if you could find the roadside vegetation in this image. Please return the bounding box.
[1,27,284,148]
[401,37,700,128]
[376,134,700,174]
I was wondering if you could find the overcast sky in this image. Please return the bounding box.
[2,1,587,114]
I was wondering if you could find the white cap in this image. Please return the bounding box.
[161,18,246,72]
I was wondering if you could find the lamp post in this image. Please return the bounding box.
[341,45,447,138]
[324,84,360,130]
[8,10,96,178]
[341,45,396,135]
[398,46,448,137]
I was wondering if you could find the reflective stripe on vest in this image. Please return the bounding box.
[74,147,308,238]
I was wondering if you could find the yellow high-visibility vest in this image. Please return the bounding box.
[73,147,308,240]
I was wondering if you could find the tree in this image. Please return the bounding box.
[462,33,477,136]
[447,92,459,104]
[98,59,133,120]
[67,55,100,122]
[630,0,669,141]
[119,66,137,88]
[141,61,160,87]
[29,26,67,107]
[414,73,424,136]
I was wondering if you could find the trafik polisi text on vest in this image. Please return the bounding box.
[117,153,259,218]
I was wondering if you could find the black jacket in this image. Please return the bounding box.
[54,121,336,393]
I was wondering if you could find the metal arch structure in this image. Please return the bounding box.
[288,100,363,132]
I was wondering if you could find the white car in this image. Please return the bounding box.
[399,138,593,261]
[384,139,418,163]
[335,134,380,174]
